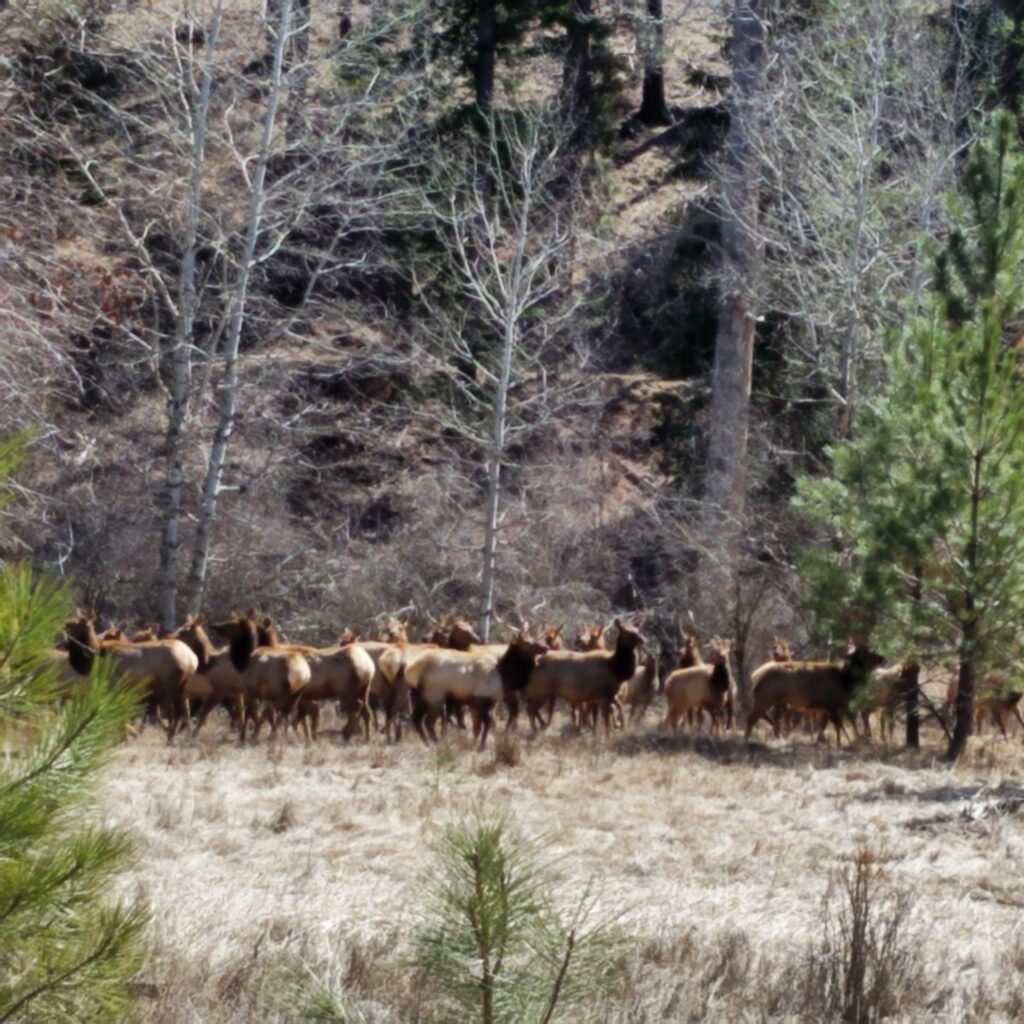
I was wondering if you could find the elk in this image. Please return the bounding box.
[520,619,646,733]
[575,623,606,652]
[947,671,1024,739]
[357,617,411,741]
[403,632,549,749]
[256,616,375,742]
[676,632,705,728]
[210,613,311,742]
[664,639,733,734]
[63,612,198,739]
[172,616,247,736]
[745,642,885,746]
[622,652,659,723]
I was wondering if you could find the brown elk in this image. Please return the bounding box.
[256,616,375,742]
[622,652,659,723]
[575,623,607,652]
[210,613,311,742]
[947,671,1024,739]
[664,639,733,734]
[63,612,198,739]
[745,642,885,746]
[173,616,247,736]
[403,631,549,749]
[520,619,646,733]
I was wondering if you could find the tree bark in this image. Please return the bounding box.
[475,0,497,112]
[638,0,672,126]
[704,0,766,527]
[183,0,291,615]
[479,316,515,644]
[285,0,311,144]
[156,4,222,633]
[1001,0,1024,120]
[901,662,920,749]
[946,635,975,761]
[562,0,592,129]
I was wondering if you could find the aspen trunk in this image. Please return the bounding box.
[184,0,292,615]
[156,4,222,633]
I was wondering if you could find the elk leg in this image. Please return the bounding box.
[504,692,520,732]
[409,690,430,744]
[745,708,763,740]
[475,699,492,750]
[832,711,844,747]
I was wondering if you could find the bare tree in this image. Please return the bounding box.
[182,0,294,615]
[156,2,223,631]
[754,0,977,438]
[416,104,595,639]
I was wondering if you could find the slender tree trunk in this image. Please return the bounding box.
[183,0,292,615]
[904,567,923,749]
[946,449,983,762]
[562,0,592,129]
[902,662,920,749]
[479,314,515,644]
[947,626,975,761]
[156,4,222,634]
[704,0,766,526]
[285,0,311,143]
[638,0,671,126]
[475,0,496,112]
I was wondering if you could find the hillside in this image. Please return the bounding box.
[1,0,741,644]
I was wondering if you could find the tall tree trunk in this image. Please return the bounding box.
[946,448,983,762]
[947,627,975,761]
[183,0,292,615]
[702,0,765,721]
[479,317,515,644]
[562,0,592,135]
[156,4,222,634]
[901,662,920,749]
[705,0,766,525]
[475,0,496,112]
[638,0,671,126]
[285,0,311,143]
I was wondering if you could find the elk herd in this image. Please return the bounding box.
[51,610,1024,750]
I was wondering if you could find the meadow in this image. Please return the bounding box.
[103,712,1024,1022]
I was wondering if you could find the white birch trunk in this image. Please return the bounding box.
[183,0,292,615]
[156,3,223,633]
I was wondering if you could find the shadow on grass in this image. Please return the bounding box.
[611,728,949,771]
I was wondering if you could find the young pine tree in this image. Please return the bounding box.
[0,435,145,1022]
[795,112,1024,761]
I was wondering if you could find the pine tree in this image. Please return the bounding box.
[795,112,1024,761]
[0,435,145,1022]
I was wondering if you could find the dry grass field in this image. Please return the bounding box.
[101,706,1024,1023]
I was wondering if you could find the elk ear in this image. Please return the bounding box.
[194,613,204,625]
[613,618,622,629]
[245,607,257,620]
